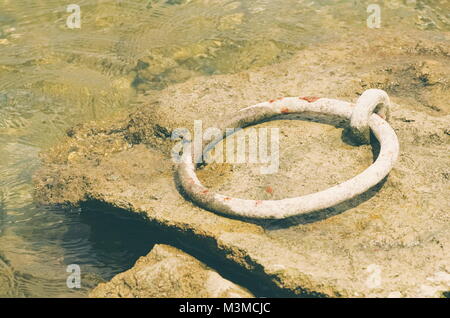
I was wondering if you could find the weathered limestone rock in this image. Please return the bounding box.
[89,244,253,298]
[35,29,450,298]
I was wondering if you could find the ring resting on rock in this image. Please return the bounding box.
[176,89,400,219]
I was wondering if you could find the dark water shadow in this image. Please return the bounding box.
[9,204,164,296]
[63,205,159,278]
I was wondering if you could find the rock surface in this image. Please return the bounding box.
[35,29,450,297]
[89,244,253,298]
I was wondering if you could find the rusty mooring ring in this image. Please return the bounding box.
[176,89,399,219]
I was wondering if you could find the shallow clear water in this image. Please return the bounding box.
[0,0,448,297]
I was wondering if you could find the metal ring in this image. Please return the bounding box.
[349,89,391,144]
[176,90,399,219]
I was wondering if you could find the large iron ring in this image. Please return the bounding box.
[176,89,399,219]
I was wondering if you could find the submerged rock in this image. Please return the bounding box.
[34,29,450,298]
[89,244,253,298]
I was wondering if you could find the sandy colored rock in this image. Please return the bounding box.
[35,29,450,298]
[89,244,253,298]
